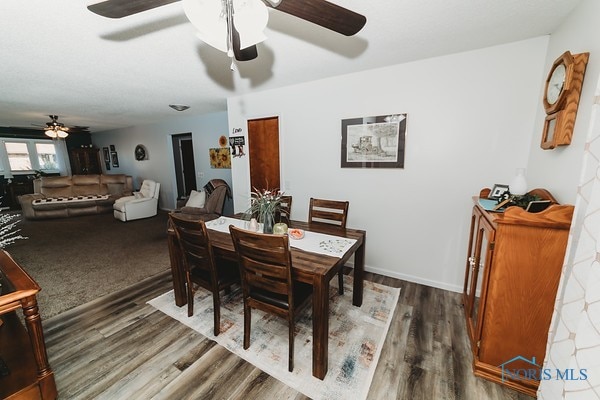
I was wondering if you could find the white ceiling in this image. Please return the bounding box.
[0,0,582,132]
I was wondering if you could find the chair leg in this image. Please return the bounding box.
[338,268,344,295]
[289,318,295,372]
[243,302,251,350]
[186,275,194,317]
[213,292,221,336]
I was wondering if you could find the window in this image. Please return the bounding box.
[5,142,32,171]
[36,143,59,170]
[0,139,61,174]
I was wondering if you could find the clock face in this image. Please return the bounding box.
[135,145,146,161]
[546,64,566,105]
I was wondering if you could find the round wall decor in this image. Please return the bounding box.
[135,144,148,161]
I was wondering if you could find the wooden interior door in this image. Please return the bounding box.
[248,117,280,191]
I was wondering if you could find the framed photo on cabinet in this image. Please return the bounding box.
[488,184,509,200]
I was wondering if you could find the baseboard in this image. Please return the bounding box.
[345,261,463,293]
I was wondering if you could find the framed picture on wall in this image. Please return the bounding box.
[209,147,231,169]
[103,147,111,170]
[341,113,407,168]
[111,151,119,168]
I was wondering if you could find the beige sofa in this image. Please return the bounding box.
[18,174,133,220]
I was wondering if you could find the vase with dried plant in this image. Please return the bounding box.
[245,187,285,234]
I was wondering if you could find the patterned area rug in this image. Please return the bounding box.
[148,277,399,400]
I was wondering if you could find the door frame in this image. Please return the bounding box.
[171,132,196,200]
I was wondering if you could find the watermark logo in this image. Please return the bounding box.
[499,355,588,382]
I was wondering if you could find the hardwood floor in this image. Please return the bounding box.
[42,270,535,399]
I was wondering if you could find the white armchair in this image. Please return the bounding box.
[113,179,160,222]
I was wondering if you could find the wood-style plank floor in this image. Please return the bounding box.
[42,270,535,399]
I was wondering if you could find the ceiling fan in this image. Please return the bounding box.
[32,115,90,139]
[87,0,367,63]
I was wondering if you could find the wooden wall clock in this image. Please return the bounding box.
[541,51,589,150]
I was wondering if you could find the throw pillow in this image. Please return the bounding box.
[185,190,206,208]
[134,192,144,199]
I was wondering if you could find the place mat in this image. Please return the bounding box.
[206,216,357,258]
[148,277,399,400]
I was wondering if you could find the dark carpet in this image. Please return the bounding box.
[5,210,171,319]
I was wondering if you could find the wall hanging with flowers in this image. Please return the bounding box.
[209,147,231,169]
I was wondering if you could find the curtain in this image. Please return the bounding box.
[55,139,71,176]
[538,82,600,398]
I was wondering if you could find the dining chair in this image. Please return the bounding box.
[277,195,293,224]
[229,225,312,372]
[169,213,240,335]
[308,197,349,294]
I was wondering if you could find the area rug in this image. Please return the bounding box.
[148,277,400,400]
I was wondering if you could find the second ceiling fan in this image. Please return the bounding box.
[87,0,367,62]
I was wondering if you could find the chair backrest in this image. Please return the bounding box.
[276,195,293,223]
[204,184,228,215]
[140,180,160,199]
[308,198,349,228]
[169,213,216,280]
[229,226,293,308]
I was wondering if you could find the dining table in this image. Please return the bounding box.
[166,214,366,380]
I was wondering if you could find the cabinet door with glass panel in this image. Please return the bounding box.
[462,206,495,352]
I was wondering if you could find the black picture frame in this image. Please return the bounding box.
[488,184,510,200]
[109,144,116,151]
[111,151,119,168]
[341,114,407,168]
[103,147,111,170]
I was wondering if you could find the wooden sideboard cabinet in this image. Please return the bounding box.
[70,147,101,175]
[462,188,573,396]
[0,250,57,400]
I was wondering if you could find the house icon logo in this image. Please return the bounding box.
[498,355,541,382]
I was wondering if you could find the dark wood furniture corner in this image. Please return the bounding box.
[463,188,572,396]
[0,250,57,400]
[70,147,101,175]
[7,179,34,210]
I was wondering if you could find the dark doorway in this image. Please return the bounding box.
[248,117,280,192]
[172,133,197,199]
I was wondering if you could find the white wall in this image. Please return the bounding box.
[527,0,600,205]
[92,111,232,213]
[535,1,600,398]
[228,37,549,292]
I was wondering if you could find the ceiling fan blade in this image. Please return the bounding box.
[234,44,259,62]
[265,0,366,36]
[88,0,181,19]
[232,20,259,61]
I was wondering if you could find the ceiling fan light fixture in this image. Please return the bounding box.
[183,0,268,54]
[169,104,190,112]
[44,127,69,139]
[43,115,69,138]
[234,0,268,50]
